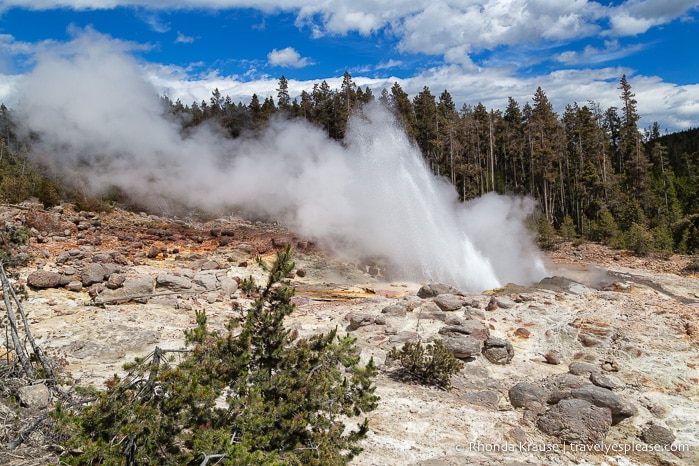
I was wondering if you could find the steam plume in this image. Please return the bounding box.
[15,30,547,292]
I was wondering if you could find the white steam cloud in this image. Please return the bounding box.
[16,31,547,292]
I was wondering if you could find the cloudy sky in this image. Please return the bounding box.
[1,1,698,132]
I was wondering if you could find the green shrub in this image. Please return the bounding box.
[559,215,577,242]
[387,340,463,389]
[625,222,654,256]
[55,246,379,465]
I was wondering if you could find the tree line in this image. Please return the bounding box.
[1,71,698,255]
[161,72,698,255]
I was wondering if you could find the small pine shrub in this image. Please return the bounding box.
[387,340,463,389]
[559,215,577,242]
[626,222,654,256]
[536,216,558,250]
[239,275,258,296]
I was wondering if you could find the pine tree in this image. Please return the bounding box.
[276,75,291,111]
[56,246,379,465]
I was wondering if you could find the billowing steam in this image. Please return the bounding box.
[15,31,547,292]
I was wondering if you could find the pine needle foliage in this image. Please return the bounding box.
[387,340,463,390]
[54,245,379,465]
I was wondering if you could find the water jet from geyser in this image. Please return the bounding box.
[14,33,546,292]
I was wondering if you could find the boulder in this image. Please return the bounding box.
[81,263,107,286]
[219,276,239,297]
[381,304,407,317]
[347,312,374,331]
[64,281,83,292]
[433,294,464,311]
[570,385,627,415]
[156,272,193,291]
[509,382,550,410]
[27,270,62,289]
[18,384,50,409]
[482,337,514,364]
[537,398,612,444]
[641,424,675,446]
[568,361,599,376]
[442,335,482,359]
[417,283,461,298]
[193,271,219,291]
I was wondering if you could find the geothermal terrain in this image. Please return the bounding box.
[1,202,698,465]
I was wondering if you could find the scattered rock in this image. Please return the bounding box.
[106,273,126,289]
[569,361,598,376]
[146,245,160,259]
[570,385,634,419]
[18,384,50,409]
[219,276,239,297]
[513,327,531,338]
[381,304,407,317]
[64,280,83,292]
[509,382,550,410]
[590,372,624,390]
[156,272,193,291]
[641,423,676,446]
[486,296,499,311]
[82,263,107,286]
[433,293,464,311]
[441,335,482,359]
[493,296,516,309]
[537,398,612,444]
[347,312,374,331]
[27,270,62,289]
[544,351,561,365]
[417,283,461,298]
[482,337,514,364]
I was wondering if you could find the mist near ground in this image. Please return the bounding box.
[14,30,547,292]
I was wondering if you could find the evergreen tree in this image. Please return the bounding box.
[56,247,379,465]
[412,87,438,172]
[276,75,291,111]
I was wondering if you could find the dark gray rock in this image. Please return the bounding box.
[347,313,374,330]
[571,385,635,418]
[106,273,126,289]
[569,361,599,376]
[27,270,62,289]
[509,382,550,410]
[64,280,83,292]
[537,398,612,444]
[381,304,407,317]
[641,424,675,446]
[442,335,482,359]
[417,283,462,298]
[541,373,591,404]
[482,337,514,364]
[433,294,464,311]
[81,263,107,286]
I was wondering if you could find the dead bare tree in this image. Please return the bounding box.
[0,262,55,382]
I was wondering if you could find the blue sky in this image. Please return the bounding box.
[1,1,698,132]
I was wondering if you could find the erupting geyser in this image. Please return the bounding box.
[16,30,547,292]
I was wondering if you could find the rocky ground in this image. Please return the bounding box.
[1,202,698,465]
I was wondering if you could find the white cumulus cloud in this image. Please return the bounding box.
[267,46,312,68]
